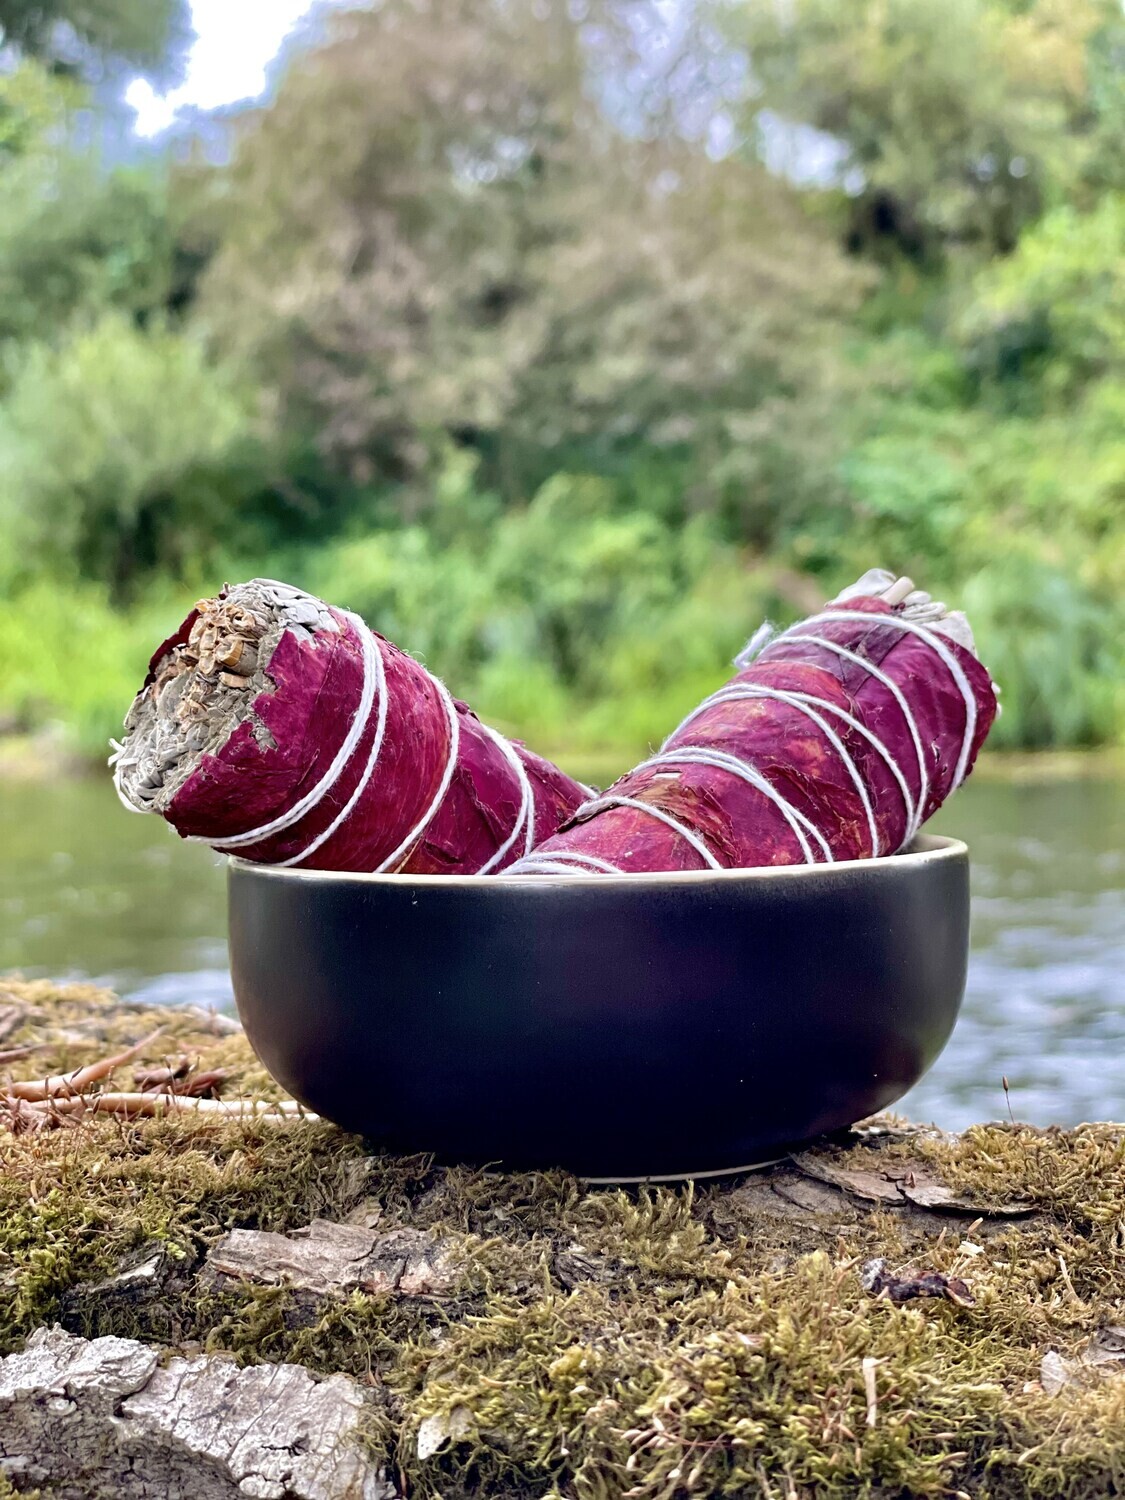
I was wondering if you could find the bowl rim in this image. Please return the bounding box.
[227,831,968,888]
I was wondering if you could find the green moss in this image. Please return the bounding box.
[0,1476,39,1500]
[3,980,1125,1498]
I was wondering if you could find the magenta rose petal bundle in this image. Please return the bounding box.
[114,569,997,876]
[507,569,999,876]
[113,579,590,874]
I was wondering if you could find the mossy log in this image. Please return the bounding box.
[2,979,1125,1500]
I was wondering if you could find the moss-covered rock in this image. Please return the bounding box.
[2,978,1124,1498]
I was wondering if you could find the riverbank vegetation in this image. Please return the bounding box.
[0,0,1123,766]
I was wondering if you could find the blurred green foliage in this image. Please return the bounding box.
[0,315,266,598]
[958,195,1125,394]
[737,0,1125,256]
[0,0,189,80]
[0,0,1121,763]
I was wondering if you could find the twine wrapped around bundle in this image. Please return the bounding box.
[113,579,589,874]
[509,571,1000,876]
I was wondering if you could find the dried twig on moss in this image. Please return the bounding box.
[0,985,302,1133]
[5,1028,165,1102]
[86,1092,310,1120]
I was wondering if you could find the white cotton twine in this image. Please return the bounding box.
[569,793,724,869]
[511,606,978,877]
[200,610,381,853]
[474,723,536,873]
[371,670,462,873]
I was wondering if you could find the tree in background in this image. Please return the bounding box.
[0,56,267,605]
[197,0,862,508]
[0,62,199,353]
[731,0,1123,259]
[717,0,1125,744]
[0,0,189,80]
[0,0,1121,754]
[0,315,262,600]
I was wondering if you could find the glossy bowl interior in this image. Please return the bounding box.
[228,834,969,1180]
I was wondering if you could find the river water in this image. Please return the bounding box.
[2,769,1122,1132]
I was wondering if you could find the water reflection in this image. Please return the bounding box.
[1,769,1123,1129]
[0,777,231,1010]
[904,775,1125,1129]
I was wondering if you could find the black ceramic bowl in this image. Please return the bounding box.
[228,834,968,1180]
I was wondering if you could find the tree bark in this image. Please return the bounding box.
[0,1327,396,1500]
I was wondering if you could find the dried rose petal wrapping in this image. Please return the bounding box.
[509,574,999,875]
[113,579,588,874]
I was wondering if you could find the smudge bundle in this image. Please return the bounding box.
[511,570,999,875]
[113,579,588,873]
[114,570,998,874]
